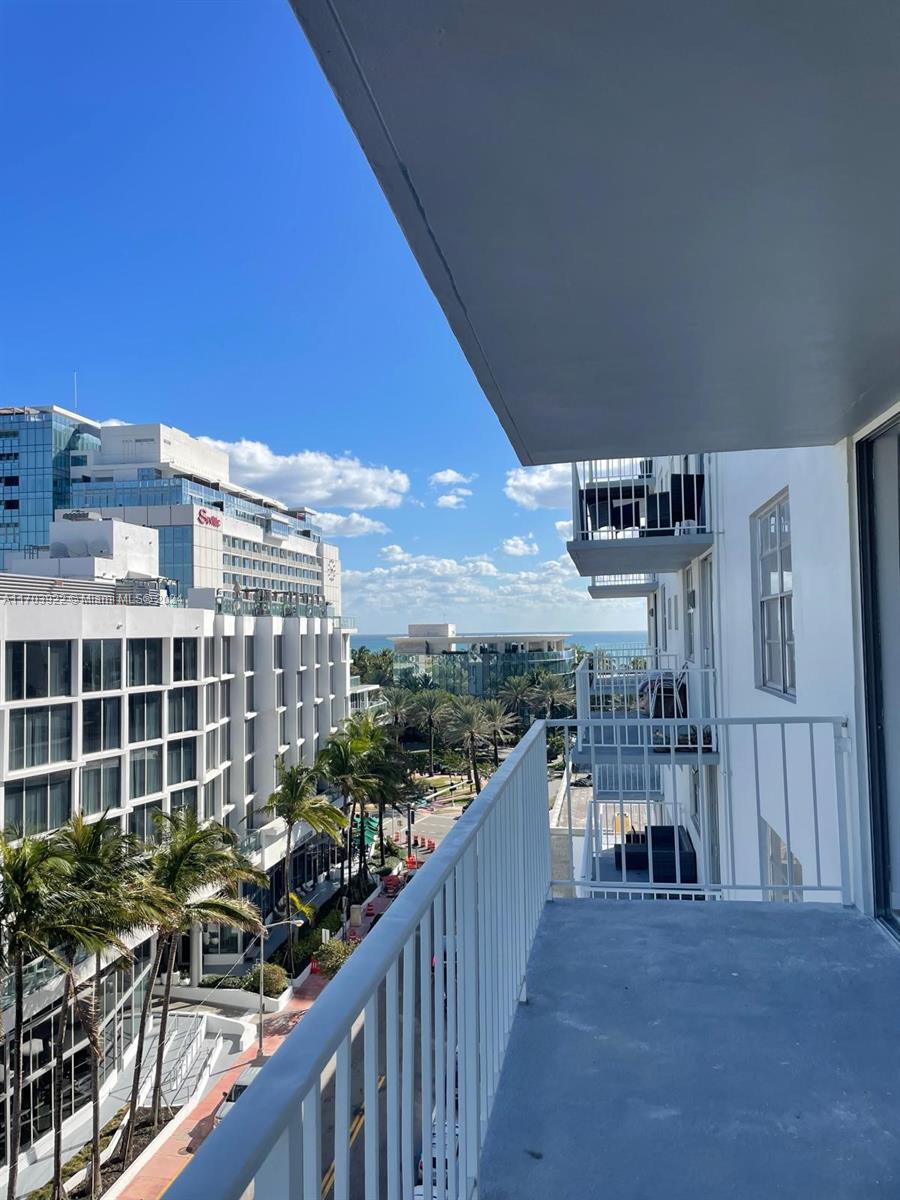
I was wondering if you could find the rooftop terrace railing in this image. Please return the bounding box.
[166,711,850,1199]
[572,454,710,541]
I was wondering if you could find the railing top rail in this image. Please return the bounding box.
[166,720,548,1199]
[549,715,848,730]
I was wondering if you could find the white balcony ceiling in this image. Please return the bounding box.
[292,1,900,464]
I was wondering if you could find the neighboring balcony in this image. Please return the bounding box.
[160,713,900,1200]
[574,653,718,764]
[568,455,715,575]
[588,572,657,597]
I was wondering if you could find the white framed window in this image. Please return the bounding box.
[753,492,795,698]
[684,566,695,660]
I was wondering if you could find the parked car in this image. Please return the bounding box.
[216,1065,261,1123]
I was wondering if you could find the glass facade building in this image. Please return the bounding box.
[69,475,323,596]
[0,408,101,567]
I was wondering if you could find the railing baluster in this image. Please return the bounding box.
[334,1035,352,1200]
[445,870,458,1200]
[364,992,380,1200]
[433,886,446,1200]
[386,960,401,1200]
[301,1080,321,1200]
[401,941,416,1200]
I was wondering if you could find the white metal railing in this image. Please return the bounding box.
[590,573,658,589]
[576,657,718,751]
[572,454,709,541]
[591,645,673,669]
[553,716,851,903]
[165,722,551,1200]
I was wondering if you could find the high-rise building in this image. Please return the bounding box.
[0,406,101,566]
[0,418,354,1186]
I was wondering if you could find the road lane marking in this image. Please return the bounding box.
[320,1076,386,1197]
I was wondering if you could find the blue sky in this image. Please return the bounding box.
[0,0,643,634]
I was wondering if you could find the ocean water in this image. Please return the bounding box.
[351,631,646,653]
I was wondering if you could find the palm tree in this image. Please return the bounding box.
[318,719,381,907]
[499,674,533,729]
[264,759,347,979]
[412,690,450,776]
[529,672,574,719]
[0,835,80,1200]
[147,811,263,1130]
[50,815,171,1198]
[481,699,517,768]
[443,698,491,794]
[380,686,412,742]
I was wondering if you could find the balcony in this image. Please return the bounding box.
[588,572,657,598]
[163,711,900,1200]
[568,456,714,575]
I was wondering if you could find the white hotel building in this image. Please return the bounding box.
[0,416,354,1182]
[163,9,900,1200]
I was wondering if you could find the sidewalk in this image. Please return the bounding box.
[121,893,396,1200]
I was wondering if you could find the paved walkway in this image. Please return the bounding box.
[123,891,399,1200]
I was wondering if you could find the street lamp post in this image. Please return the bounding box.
[255,918,306,1060]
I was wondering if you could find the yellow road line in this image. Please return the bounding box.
[320,1075,386,1198]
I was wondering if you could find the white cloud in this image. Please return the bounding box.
[502,534,539,557]
[436,493,466,509]
[429,468,476,488]
[201,437,410,509]
[344,544,617,631]
[309,511,389,537]
[555,519,574,541]
[99,417,127,426]
[504,463,571,510]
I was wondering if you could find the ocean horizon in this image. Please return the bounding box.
[350,630,647,653]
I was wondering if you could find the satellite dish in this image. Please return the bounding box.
[67,538,88,557]
[49,543,70,558]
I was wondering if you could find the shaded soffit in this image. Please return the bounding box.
[291,0,900,464]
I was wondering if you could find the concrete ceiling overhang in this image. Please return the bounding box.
[291,1,900,465]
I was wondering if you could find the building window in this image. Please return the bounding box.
[171,785,198,818]
[173,638,198,682]
[168,686,198,734]
[127,638,163,687]
[205,682,217,724]
[129,801,162,842]
[244,756,255,796]
[5,641,71,701]
[9,704,73,769]
[244,635,254,671]
[222,637,232,674]
[130,746,163,799]
[219,721,230,763]
[203,636,215,677]
[81,758,120,815]
[220,680,231,718]
[274,634,283,670]
[82,639,121,692]
[5,772,71,835]
[754,493,794,697]
[128,691,162,743]
[279,709,287,747]
[245,676,255,712]
[684,566,695,661]
[206,728,218,769]
[276,674,285,708]
[167,737,197,786]
[82,697,121,754]
[203,777,218,821]
[245,717,255,753]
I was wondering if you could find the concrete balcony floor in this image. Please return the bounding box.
[480,900,900,1199]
